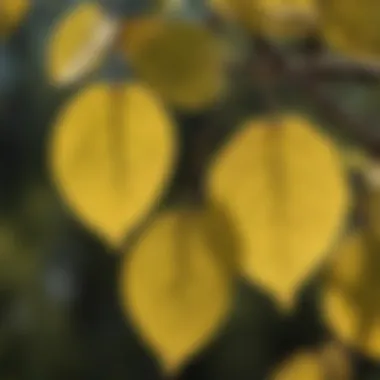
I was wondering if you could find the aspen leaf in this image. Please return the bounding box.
[207,114,350,311]
[320,0,380,62]
[0,0,30,37]
[270,351,323,380]
[118,16,163,58]
[257,0,317,39]
[125,20,227,111]
[47,2,118,86]
[119,208,233,375]
[209,0,316,39]
[49,82,177,248]
[209,0,258,31]
[321,231,380,359]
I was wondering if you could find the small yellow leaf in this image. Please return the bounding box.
[49,82,177,248]
[46,2,116,86]
[209,0,316,39]
[125,20,227,111]
[0,0,30,37]
[320,0,380,62]
[321,231,380,359]
[118,16,163,57]
[270,351,324,380]
[119,208,233,375]
[209,0,259,31]
[207,114,350,311]
[257,0,317,39]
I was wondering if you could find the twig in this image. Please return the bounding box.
[293,55,380,83]
[302,78,380,155]
[274,46,380,155]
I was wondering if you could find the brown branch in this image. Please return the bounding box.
[194,36,380,199]
[302,78,380,155]
[279,49,380,155]
[293,55,380,83]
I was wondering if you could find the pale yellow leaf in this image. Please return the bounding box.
[119,208,233,375]
[49,82,177,248]
[0,0,30,37]
[207,114,350,311]
[209,0,317,39]
[119,16,163,58]
[46,2,117,86]
[321,231,380,359]
[125,20,227,111]
[209,0,258,30]
[320,0,380,62]
[257,0,317,39]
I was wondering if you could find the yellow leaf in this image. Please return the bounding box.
[125,20,227,111]
[207,114,350,311]
[119,16,163,57]
[119,208,233,375]
[257,0,317,39]
[46,2,116,86]
[0,0,30,37]
[270,351,323,380]
[49,82,177,248]
[209,0,259,31]
[320,0,380,62]
[321,231,380,359]
[209,0,316,39]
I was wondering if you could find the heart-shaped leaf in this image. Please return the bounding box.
[49,81,177,248]
[207,114,350,311]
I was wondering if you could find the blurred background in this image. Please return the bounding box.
[1,0,380,379]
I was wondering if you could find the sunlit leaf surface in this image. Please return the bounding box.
[49,81,177,248]
[119,208,233,375]
[46,2,115,86]
[125,19,227,111]
[210,0,316,39]
[321,231,380,359]
[0,0,30,37]
[207,114,350,310]
[320,0,380,62]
